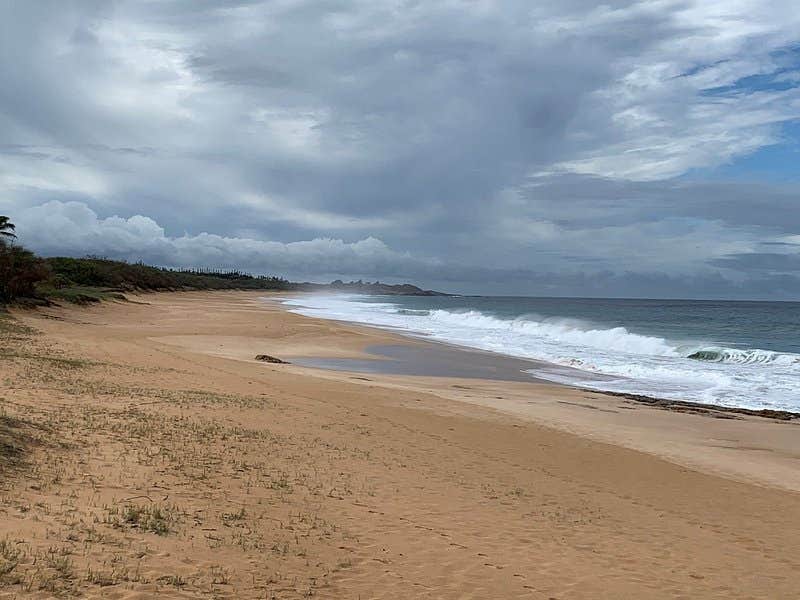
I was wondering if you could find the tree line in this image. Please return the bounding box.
[0,216,291,304]
[0,216,50,302]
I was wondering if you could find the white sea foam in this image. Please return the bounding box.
[279,294,800,412]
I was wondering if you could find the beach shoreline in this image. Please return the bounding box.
[2,290,799,598]
[247,293,800,491]
[277,295,800,422]
[279,292,800,414]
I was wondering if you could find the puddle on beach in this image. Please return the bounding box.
[290,343,608,384]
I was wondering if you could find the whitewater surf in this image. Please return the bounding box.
[281,294,800,412]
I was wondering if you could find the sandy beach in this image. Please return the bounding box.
[2,290,800,598]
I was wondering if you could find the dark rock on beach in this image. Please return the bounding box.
[255,354,289,364]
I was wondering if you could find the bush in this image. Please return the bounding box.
[1,215,293,302]
[0,242,50,302]
[44,257,292,292]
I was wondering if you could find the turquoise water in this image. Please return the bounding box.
[283,294,800,411]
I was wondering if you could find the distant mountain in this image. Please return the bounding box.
[296,280,450,296]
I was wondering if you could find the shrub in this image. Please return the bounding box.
[0,243,50,302]
[44,257,291,292]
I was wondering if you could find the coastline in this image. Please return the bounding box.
[3,290,800,598]
[256,294,800,492]
[279,297,800,422]
[279,292,800,414]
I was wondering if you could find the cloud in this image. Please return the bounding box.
[711,252,800,273]
[1,1,800,297]
[548,1,800,180]
[15,201,431,280]
[14,199,800,300]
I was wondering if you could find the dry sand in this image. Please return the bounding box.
[1,290,799,599]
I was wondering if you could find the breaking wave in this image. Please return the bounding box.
[687,348,798,365]
[424,309,680,356]
[279,294,800,411]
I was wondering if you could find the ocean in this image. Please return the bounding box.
[282,294,800,412]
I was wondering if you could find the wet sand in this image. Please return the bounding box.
[295,340,800,419]
[292,342,556,382]
[2,290,800,599]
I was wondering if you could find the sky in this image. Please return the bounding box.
[2,0,800,299]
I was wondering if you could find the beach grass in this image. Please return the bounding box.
[37,285,127,305]
[2,293,800,598]
[0,308,357,598]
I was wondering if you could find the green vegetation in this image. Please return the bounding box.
[0,213,443,305]
[36,285,128,306]
[0,214,291,305]
[104,502,180,536]
[42,256,291,294]
[0,217,50,303]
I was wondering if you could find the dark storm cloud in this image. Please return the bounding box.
[507,175,800,232]
[711,252,800,273]
[2,0,800,297]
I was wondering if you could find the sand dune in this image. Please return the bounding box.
[1,291,799,598]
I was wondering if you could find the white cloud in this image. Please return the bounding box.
[2,1,800,297]
[551,0,800,179]
[15,201,425,278]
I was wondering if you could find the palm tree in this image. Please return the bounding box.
[0,216,16,240]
